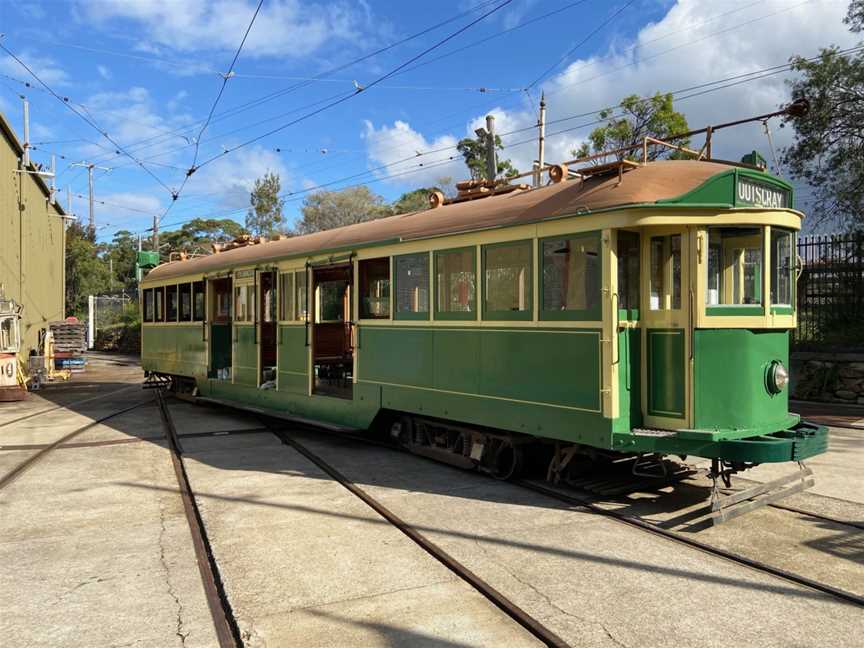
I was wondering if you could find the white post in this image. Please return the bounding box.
[22,97,30,167]
[50,155,56,203]
[88,295,95,350]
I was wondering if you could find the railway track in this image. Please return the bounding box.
[0,383,142,430]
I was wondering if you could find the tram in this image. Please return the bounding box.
[140,127,827,518]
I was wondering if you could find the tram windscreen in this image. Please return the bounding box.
[705,227,763,306]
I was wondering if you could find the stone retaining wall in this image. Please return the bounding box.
[791,352,864,404]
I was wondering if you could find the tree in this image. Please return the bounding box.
[162,218,248,255]
[782,0,864,230]
[245,172,285,238]
[296,186,390,235]
[573,92,689,163]
[65,222,110,318]
[104,230,139,292]
[457,132,518,181]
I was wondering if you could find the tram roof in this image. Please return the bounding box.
[144,160,778,282]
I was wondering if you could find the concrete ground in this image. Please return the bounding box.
[2,356,862,648]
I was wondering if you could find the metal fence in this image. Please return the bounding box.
[793,233,864,351]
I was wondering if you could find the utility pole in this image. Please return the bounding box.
[535,92,546,188]
[70,161,111,236]
[22,96,30,167]
[485,114,497,182]
[152,214,159,255]
[137,235,143,284]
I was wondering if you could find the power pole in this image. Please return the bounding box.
[152,214,159,255]
[137,234,143,284]
[70,161,111,236]
[485,114,497,182]
[535,92,546,188]
[22,96,30,167]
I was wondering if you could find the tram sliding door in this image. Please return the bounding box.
[641,227,693,429]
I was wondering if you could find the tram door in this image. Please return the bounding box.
[208,278,233,380]
[258,271,278,386]
[311,263,354,399]
[640,227,693,429]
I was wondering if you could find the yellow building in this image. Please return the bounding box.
[0,110,67,359]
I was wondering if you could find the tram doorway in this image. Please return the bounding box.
[640,227,693,429]
[258,271,277,386]
[208,278,233,380]
[311,264,353,399]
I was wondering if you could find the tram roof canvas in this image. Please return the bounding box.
[144,160,794,283]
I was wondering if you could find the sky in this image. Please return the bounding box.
[0,0,858,241]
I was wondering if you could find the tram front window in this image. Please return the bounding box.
[705,227,763,307]
[771,228,793,306]
[649,234,681,310]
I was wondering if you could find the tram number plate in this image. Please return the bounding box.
[470,442,485,461]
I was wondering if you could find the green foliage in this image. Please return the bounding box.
[162,218,248,255]
[245,172,286,238]
[573,93,689,162]
[65,222,110,317]
[103,230,139,292]
[457,131,518,181]
[296,186,390,235]
[783,4,864,230]
[391,188,437,215]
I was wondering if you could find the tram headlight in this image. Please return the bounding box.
[766,360,789,394]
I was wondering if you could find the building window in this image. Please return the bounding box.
[192,281,205,321]
[155,287,164,322]
[295,271,308,321]
[166,286,178,321]
[541,233,600,319]
[617,231,640,313]
[650,234,682,311]
[234,285,255,322]
[359,258,391,319]
[705,227,763,308]
[483,241,531,320]
[395,253,429,319]
[279,273,293,320]
[179,283,192,321]
[143,288,154,322]
[771,228,793,307]
[436,247,476,319]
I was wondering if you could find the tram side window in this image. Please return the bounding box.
[155,287,164,322]
[359,258,391,319]
[705,227,763,307]
[179,283,192,321]
[213,283,232,322]
[617,231,640,313]
[649,235,682,310]
[279,273,293,320]
[295,271,308,321]
[166,285,179,321]
[771,228,793,306]
[143,289,154,322]
[436,248,476,318]
[541,233,600,318]
[192,281,205,321]
[395,253,429,319]
[234,285,255,322]
[483,240,531,319]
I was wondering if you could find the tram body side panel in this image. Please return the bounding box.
[142,323,207,379]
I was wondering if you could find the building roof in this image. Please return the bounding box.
[144,160,750,282]
[0,110,66,214]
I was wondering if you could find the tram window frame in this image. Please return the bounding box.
[770,227,794,310]
[234,285,255,323]
[704,226,764,315]
[616,231,640,319]
[435,247,477,321]
[165,285,179,322]
[394,252,430,320]
[359,257,391,320]
[143,288,154,322]
[649,234,682,312]
[154,287,164,322]
[482,240,532,321]
[540,232,602,321]
[192,281,205,322]
[279,273,294,321]
[179,283,192,321]
[294,271,308,321]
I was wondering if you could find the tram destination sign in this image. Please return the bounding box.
[736,177,789,209]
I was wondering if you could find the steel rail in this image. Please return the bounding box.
[155,391,243,648]
[268,426,570,648]
[0,383,141,429]
[0,397,152,491]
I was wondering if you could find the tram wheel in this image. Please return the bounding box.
[492,440,524,481]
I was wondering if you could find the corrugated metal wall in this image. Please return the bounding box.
[0,112,66,358]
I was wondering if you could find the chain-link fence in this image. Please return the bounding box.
[89,293,139,352]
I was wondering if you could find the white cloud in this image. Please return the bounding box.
[0,51,68,86]
[96,64,111,80]
[363,120,463,188]
[366,0,859,187]
[77,0,387,59]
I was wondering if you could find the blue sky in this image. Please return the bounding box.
[0,0,857,240]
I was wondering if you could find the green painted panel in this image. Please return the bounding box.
[656,168,794,210]
[647,329,685,418]
[694,328,790,431]
[278,325,307,374]
[613,328,641,433]
[142,325,206,378]
[210,323,231,375]
[360,327,434,387]
[433,329,481,394]
[233,325,257,387]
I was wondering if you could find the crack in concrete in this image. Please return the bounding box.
[472,539,630,648]
[157,498,189,648]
